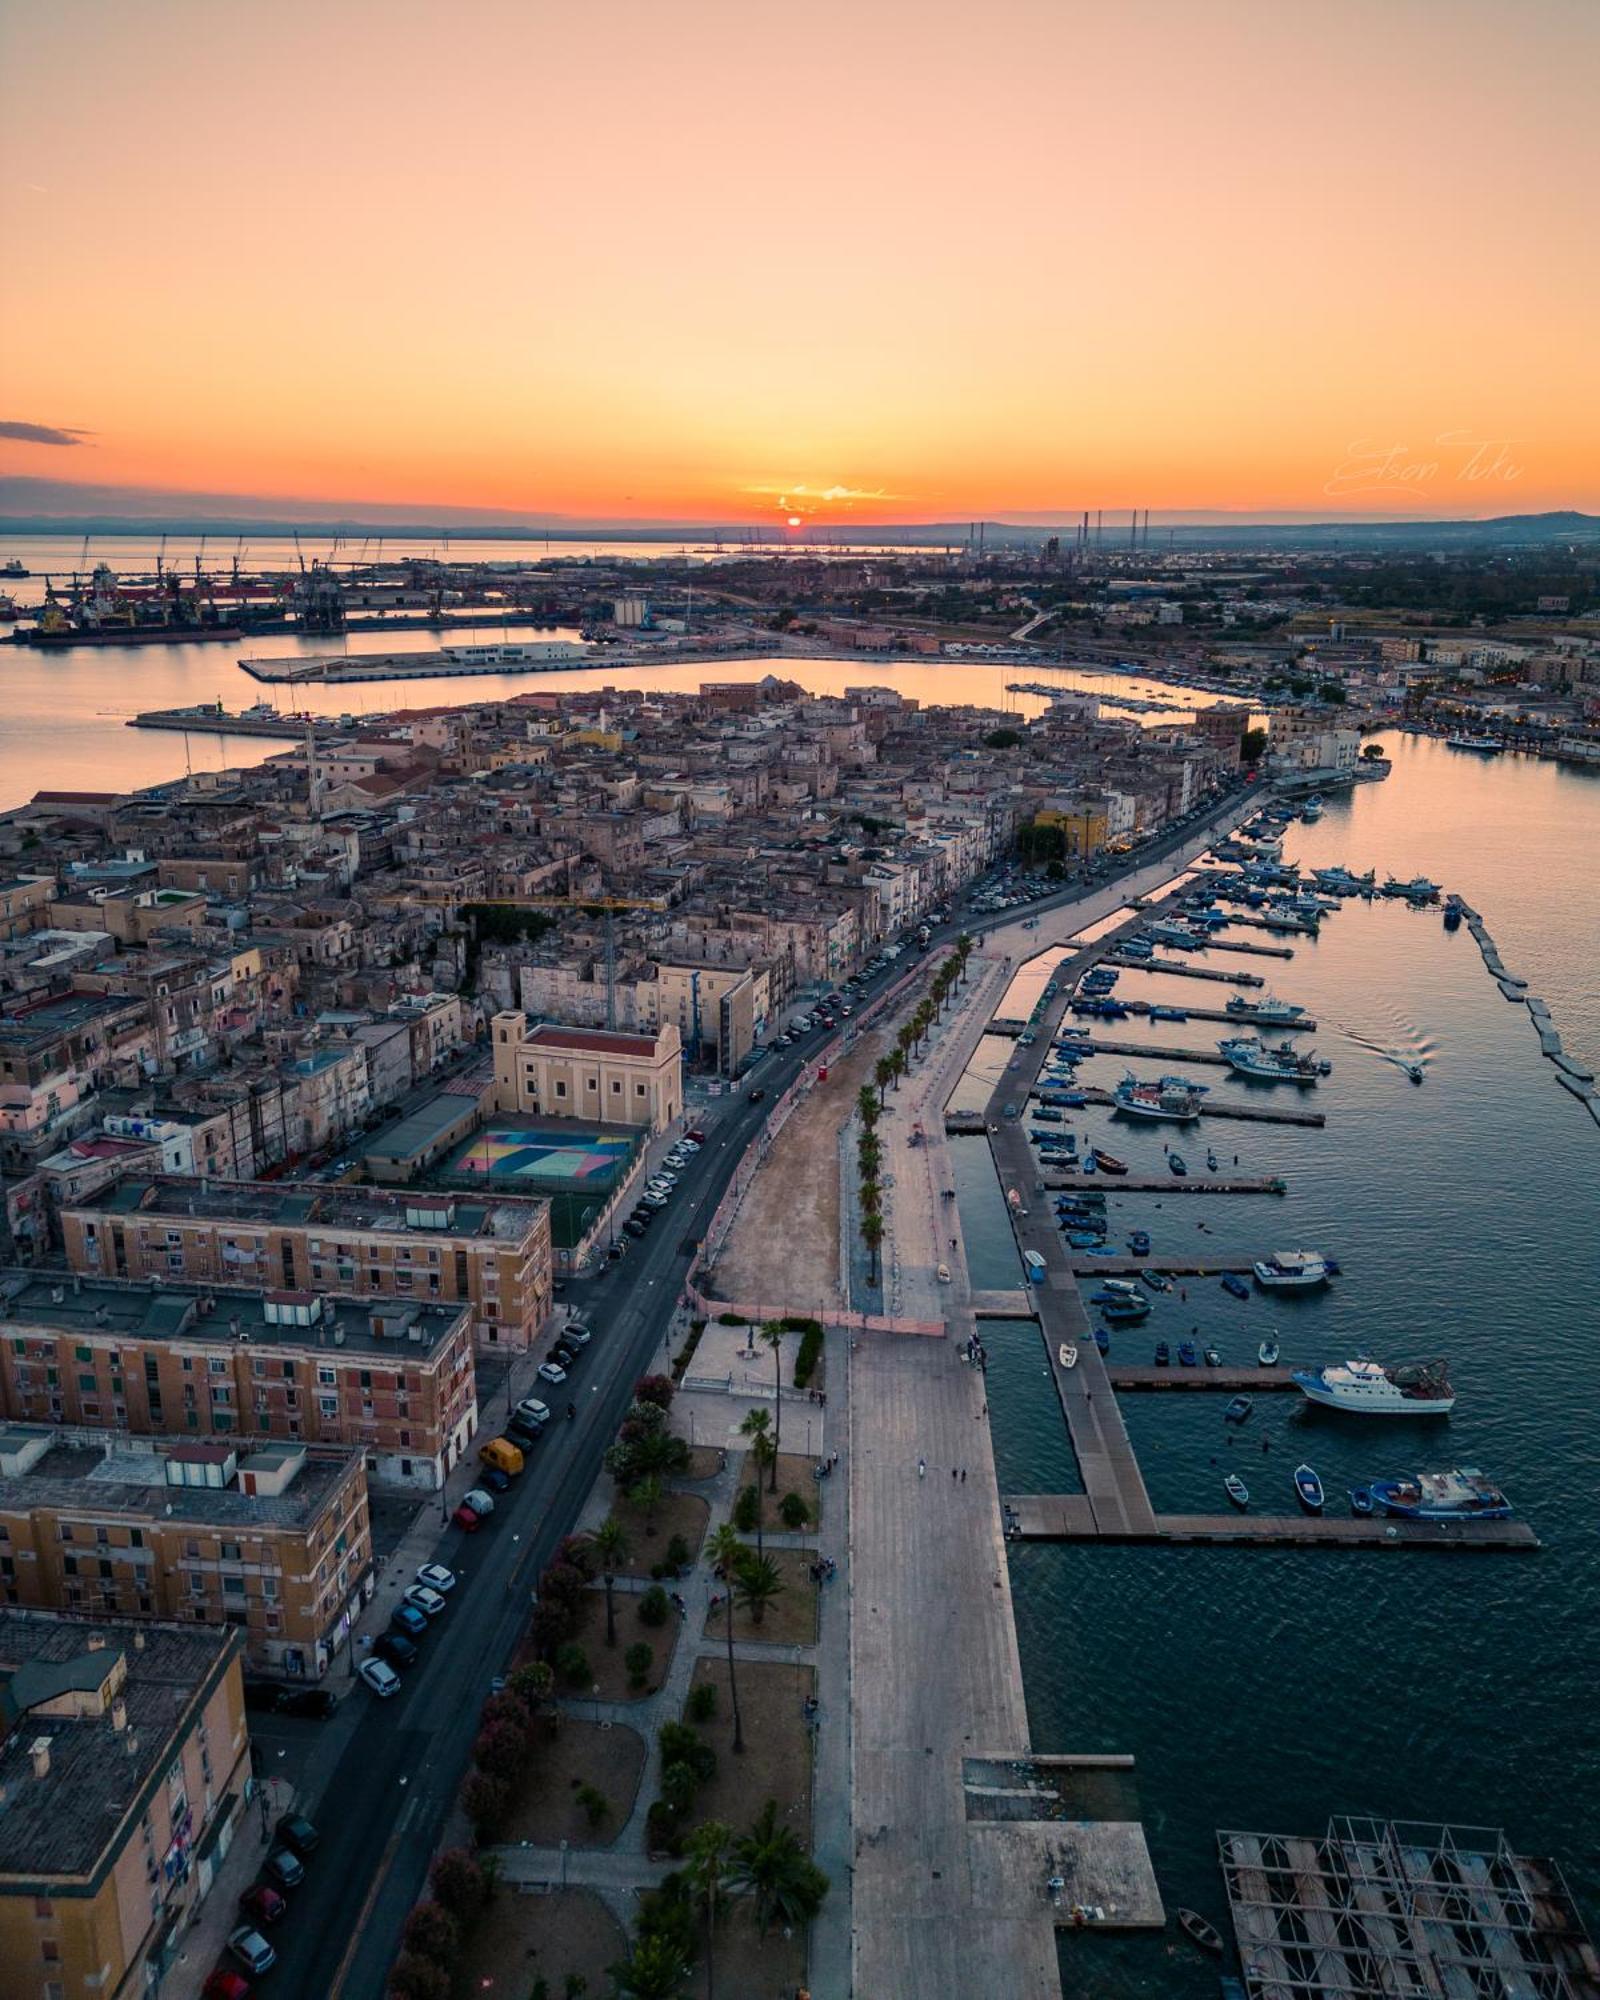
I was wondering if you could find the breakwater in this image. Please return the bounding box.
[1460,903,1600,1128]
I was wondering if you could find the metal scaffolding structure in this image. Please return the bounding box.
[1218,1818,1600,1999]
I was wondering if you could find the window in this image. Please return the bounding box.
[74,1345,92,1364]
[77,1373,95,1392]
[612,1078,622,1093]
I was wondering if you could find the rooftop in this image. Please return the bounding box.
[0,1270,468,1358]
[521,1023,666,1057]
[70,1173,543,1243]
[0,1610,238,1885]
[0,1428,356,1530]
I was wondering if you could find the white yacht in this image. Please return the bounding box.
[1292,1357,1455,1415]
[1252,1250,1337,1288]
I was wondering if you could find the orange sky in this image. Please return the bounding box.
[2,0,1597,524]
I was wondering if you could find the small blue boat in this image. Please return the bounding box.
[1067,1230,1106,1248]
[1178,1340,1198,1367]
[1093,1328,1110,1354]
[1128,1230,1151,1254]
[1142,1269,1173,1292]
[1349,1487,1374,1517]
[1101,1295,1151,1322]
[1168,1151,1188,1175]
[1221,1273,1250,1300]
[1294,1464,1325,1513]
[1154,1342,1170,1366]
[1224,1395,1253,1423]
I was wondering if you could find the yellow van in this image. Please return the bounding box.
[479,1436,525,1477]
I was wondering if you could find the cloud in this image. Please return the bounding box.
[0,420,93,447]
[742,481,894,514]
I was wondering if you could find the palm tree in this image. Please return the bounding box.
[729,1800,830,1937]
[732,1551,783,1627]
[855,1082,878,1130]
[705,1524,746,1754]
[757,1322,786,1487]
[684,1820,733,2000]
[739,1408,775,1556]
[629,1474,664,1535]
[590,1517,630,1648]
[606,1932,691,2000]
[861,1210,884,1287]
[889,1046,906,1092]
[873,1054,894,1109]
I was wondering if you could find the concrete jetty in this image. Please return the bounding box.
[1042,1173,1287,1194]
[1004,1497,1540,1552]
[1117,998,1319,1030]
[1073,1084,1326,1127]
[1105,954,1265,986]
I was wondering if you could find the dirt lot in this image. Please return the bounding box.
[704,1546,819,1646]
[730,1447,824,1536]
[455,1885,626,1999]
[709,1008,909,1309]
[682,1443,726,1482]
[501,1716,646,1849]
[689,1904,809,2000]
[610,1488,708,1576]
[559,1587,681,1702]
[681,1656,815,1841]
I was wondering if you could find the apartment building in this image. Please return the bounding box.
[491,1015,683,1133]
[0,1271,478,1490]
[61,1173,551,1354]
[0,1612,249,2000]
[0,1426,370,1678]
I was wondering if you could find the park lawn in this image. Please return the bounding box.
[681,1656,815,1840]
[500,1716,646,1850]
[702,1547,819,1647]
[611,1488,708,1577]
[454,1885,626,2000]
[559,1587,681,1702]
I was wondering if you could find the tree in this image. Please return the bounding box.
[732,1551,784,1628]
[607,1931,692,2000]
[402,1901,458,1963]
[729,1799,830,1936]
[779,1490,810,1530]
[1240,726,1269,763]
[684,1821,734,2000]
[430,1847,486,1921]
[625,1641,654,1690]
[629,1475,665,1535]
[507,1661,554,1724]
[861,1210,884,1287]
[634,1373,675,1410]
[984,727,1022,748]
[738,1409,774,1557]
[590,1517,631,1648]
[855,1083,878,1130]
[889,1046,907,1091]
[873,1054,894,1109]
[462,1769,513,1845]
[758,1321,787,1485]
[705,1525,746,1754]
[387,1951,452,2000]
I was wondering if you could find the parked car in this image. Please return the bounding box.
[359,1656,402,1696]
[375,1630,418,1668]
[506,1415,543,1447]
[479,1436,524,1476]
[561,1323,592,1346]
[453,1501,486,1532]
[263,1848,304,1890]
[416,1563,456,1594]
[551,1348,578,1373]
[203,1972,251,2000]
[537,1360,568,1385]
[513,1399,550,1427]
[390,1603,428,1638]
[623,1218,646,1238]
[686,1128,706,1143]
[642,1193,669,1209]
[478,1465,512,1494]
[227,1928,277,1976]
[276,1813,320,1856]
[403,1584,448,1620]
[460,1488,496,1517]
[239,1883,286,1925]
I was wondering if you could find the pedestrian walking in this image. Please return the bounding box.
[952,1466,958,1480]
[960,1468,967,1483]
[918,1457,926,1478]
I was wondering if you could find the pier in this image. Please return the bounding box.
[1117,997,1318,1030]
[1004,1496,1539,1551]
[1105,1366,1296,1391]
[1172,935,1296,960]
[1106,954,1265,986]
[1071,1084,1326,1126]
[1042,1173,1287,1194]
[129,704,312,739]
[1043,1034,1246,1067]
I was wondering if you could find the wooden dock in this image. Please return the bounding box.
[1044,1173,1287,1194]
[1073,1085,1326,1127]
[1106,1366,1296,1391]
[1105,955,1264,986]
[1003,1496,1540,1552]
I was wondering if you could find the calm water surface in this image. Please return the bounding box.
[955,741,1600,1994]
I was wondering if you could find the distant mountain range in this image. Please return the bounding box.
[0,477,1593,553]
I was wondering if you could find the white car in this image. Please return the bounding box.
[643,1192,669,1208]
[515,1398,551,1426]
[461,1488,497,1517]
[415,1563,456,1594]
[653,1171,679,1186]
[403,1584,448,1620]
[359,1657,401,1698]
[537,1361,568,1385]
[560,1323,593,1347]
[229,1927,277,1975]
[678,1138,701,1152]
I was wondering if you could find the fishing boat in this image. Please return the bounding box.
[1113,1076,1204,1122]
[1442,893,1464,930]
[1081,1152,1098,1173]
[1167,1150,1188,1175]
[1300,796,1324,822]
[1349,1487,1374,1516]
[1258,1336,1280,1366]
[1253,1250,1333,1289]
[1142,1269,1173,1292]
[1291,1356,1455,1416]
[1154,1341,1171,1366]
[1067,1229,1107,1249]
[1312,865,1375,895]
[1203,1345,1222,1367]
[1218,1036,1322,1084]
[1100,1278,1142,1296]
[1381,873,1441,902]
[1221,1272,1251,1300]
[1178,1339,1198,1367]
[1260,903,1319,934]
[1370,1466,1513,1520]
[1224,1395,1253,1423]
[1059,1343,1078,1370]
[1224,990,1307,1025]
[1444,733,1503,754]
[1094,1151,1129,1175]
[1148,1005,1189,1022]
[1101,1296,1152,1323]
[1293,1464,1326,1513]
[1178,1909,1226,1955]
[1093,1328,1109,1354]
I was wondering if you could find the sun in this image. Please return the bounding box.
[787,515,802,528]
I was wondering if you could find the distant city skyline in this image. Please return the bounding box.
[2,0,1597,524]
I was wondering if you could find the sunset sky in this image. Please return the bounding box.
[2,0,1596,525]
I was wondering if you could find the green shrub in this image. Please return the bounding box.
[792,1325,824,1388]
[657,1721,715,1784]
[645,1798,684,1858]
[686,1682,718,1724]
[575,1782,610,1829]
[660,1759,700,1816]
[554,1642,591,1689]
[664,1533,692,1572]
[624,1641,654,1689]
[779,1491,811,1530]
[716,1312,747,1326]
[780,1315,822,1334]
[638,1584,670,1628]
[732,1485,759,1533]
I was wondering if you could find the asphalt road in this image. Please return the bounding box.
[259,789,1256,1995]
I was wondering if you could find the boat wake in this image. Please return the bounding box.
[1327,1010,1434,1082]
